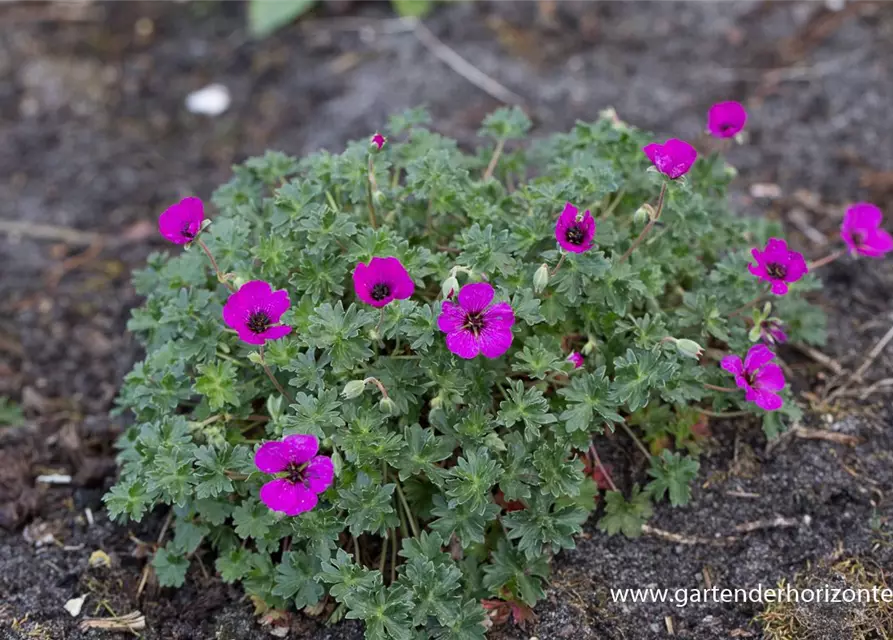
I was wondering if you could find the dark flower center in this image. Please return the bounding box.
[463,311,486,336]
[286,462,305,485]
[720,123,734,133]
[181,224,195,239]
[247,310,272,334]
[565,225,586,245]
[851,232,863,246]
[765,262,786,279]
[370,282,391,301]
[744,371,756,386]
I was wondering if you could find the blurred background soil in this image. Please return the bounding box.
[1,2,892,638]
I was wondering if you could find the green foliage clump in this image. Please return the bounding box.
[108,106,824,638]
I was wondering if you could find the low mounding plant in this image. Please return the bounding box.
[110,103,881,638]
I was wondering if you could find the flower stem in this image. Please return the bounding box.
[482,138,505,181]
[258,345,295,404]
[390,527,398,585]
[728,289,767,318]
[352,535,361,565]
[703,383,737,393]
[698,409,750,418]
[196,238,235,292]
[363,376,389,399]
[619,421,651,459]
[549,253,566,277]
[367,155,378,229]
[618,182,667,264]
[394,481,419,537]
[598,187,626,221]
[588,442,618,492]
[378,529,389,575]
[808,248,845,270]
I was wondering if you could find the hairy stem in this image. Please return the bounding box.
[363,376,389,399]
[549,252,566,277]
[395,481,419,537]
[698,409,750,418]
[482,138,506,181]
[197,238,235,292]
[808,248,845,270]
[619,421,652,459]
[258,345,295,404]
[367,155,378,229]
[588,442,619,492]
[618,182,667,264]
[703,383,737,393]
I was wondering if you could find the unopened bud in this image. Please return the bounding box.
[582,337,597,356]
[378,396,398,416]
[247,352,263,365]
[633,204,655,225]
[372,190,386,205]
[675,339,704,360]
[368,327,381,341]
[441,275,459,299]
[341,380,367,400]
[533,263,550,293]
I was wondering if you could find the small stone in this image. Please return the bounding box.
[64,595,86,617]
[185,84,231,116]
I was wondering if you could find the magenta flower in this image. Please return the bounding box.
[158,196,204,244]
[222,280,292,345]
[642,139,698,180]
[371,132,386,150]
[353,257,415,308]
[760,318,788,346]
[706,101,747,138]
[555,202,596,253]
[747,238,808,295]
[437,283,515,359]
[567,352,584,368]
[255,434,334,516]
[841,203,893,258]
[720,344,785,411]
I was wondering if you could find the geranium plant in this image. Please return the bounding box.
[107,105,881,638]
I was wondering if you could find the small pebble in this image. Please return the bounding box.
[64,595,85,617]
[185,84,231,116]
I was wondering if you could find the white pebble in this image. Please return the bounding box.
[64,595,85,617]
[185,83,231,116]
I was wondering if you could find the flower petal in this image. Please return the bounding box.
[720,354,744,375]
[755,363,785,392]
[283,434,319,464]
[706,101,747,138]
[784,251,808,282]
[843,202,883,230]
[437,301,466,334]
[770,281,789,295]
[260,478,318,516]
[255,441,290,473]
[446,329,480,359]
[744,344,775,372]
[256,325,292,342]
[236,328,268,345]
[304,455,334,494]
[265,290,291,322]
[746,388,783,411]
[457,282,494,313]
[483,302,515,330]
[478,324,513,359]
[858,228,893,258]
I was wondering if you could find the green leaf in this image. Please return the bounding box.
[152,544,189,587]
[532,441,583,498]
[503,495,587,558]
[610,349,677,413]
[391,0,433,18]
[232,499,276,540]
[482,538,548,606]
[445,448,502,512]
[598,486,653,538]
[0,396,24,427]
[272,551,324,608]
[248,0,315,38]
[172,520,209,555]
[430,496,500,545]
[646,450,699,507]
[337,475,399,536]
[497,380,557,442]
[558,367,623,432]
[194,360,240,410]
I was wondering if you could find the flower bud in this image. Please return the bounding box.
[582,337,597,356]
[247,352,263,365]
[230,275,249,290]
[633,203,655,225]
[533,263,550,293]
[372,190,386,205]
[675,339,704,360]
[378,396,398,416]
[341,380,367,400]
[441,275,459,299]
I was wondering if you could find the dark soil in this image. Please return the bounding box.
[2,2,892,639]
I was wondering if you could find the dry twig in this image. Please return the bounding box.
[79,611,145,632]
